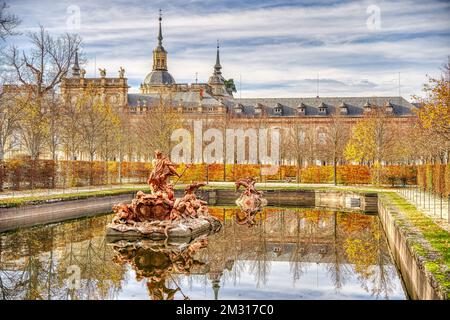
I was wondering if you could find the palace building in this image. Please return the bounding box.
[60,12,417,165]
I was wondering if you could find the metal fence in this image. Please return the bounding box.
[398,186,450,225]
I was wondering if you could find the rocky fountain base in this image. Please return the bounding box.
[107,184,221,240]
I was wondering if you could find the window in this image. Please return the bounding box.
[298,131,305,144]
[318,132,326,144]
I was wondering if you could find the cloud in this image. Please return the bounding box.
[4,0,450,100]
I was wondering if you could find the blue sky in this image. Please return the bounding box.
[6,0,450,100]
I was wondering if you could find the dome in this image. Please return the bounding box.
[143,70,175,85]
[208,74,224,85]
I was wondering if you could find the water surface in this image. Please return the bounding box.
[0,207,407,300]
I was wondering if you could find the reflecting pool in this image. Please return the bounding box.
[0,207,407,300]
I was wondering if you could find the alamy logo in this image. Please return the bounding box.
[171,120,280,175]
[66,5,81,31]
[66,265,81,289]
[366,5,381,31]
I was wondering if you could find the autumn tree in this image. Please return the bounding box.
[413,58,450,162]
[59,97,81,161]
[345,106,396,184]
[138,93,181,158]
[325,108,350,185]
[15,90,49,160]
[75,86,120,184]
[0,2,20,190]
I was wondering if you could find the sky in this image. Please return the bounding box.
[5,0,450,100]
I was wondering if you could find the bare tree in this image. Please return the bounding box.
[284,120,310,182]
[60,93,82,161]
[3,26,81,160]
[138,93,181,157]
[0,2,20,190]
[0,2,20,41]
[5,26,81,98]
[325,108,350,185]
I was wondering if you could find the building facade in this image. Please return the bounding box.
[59,13,417,165]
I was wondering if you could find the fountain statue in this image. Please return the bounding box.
[110,236,209,300]
[107,150,221,239]
[234,177,268,225]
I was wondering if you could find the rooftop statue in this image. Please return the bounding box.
[119,67,125,78]
[235,177,268,226]
[99,68,106,78]
[107,150,221,239]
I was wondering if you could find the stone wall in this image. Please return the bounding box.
[0,189,377,233]
[0,194,134,232]
[378,195,447,300]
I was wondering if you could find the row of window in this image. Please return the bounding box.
[129,106,219,113]
[234,103,394,116]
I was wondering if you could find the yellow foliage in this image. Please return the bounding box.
[414,75,450,140]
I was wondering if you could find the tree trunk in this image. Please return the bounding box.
[333,157,337,186]
[89,153,94,185]
[118,156,122,184]
[0,148,4,192]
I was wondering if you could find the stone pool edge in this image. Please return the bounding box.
[0,189,376,232]
[378,194,449,300]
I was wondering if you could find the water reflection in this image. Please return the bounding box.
[111,238,209,300]
[0,208,406,300]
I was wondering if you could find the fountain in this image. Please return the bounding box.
[234,177,268,226]
[106,150,221,240]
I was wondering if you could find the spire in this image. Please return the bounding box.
[214,40,222,75]
[212,278,220,300]
[157,9,163,48]
[72,49,80,77]
[152,9,168,71]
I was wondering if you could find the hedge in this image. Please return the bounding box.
[0,159,447,195]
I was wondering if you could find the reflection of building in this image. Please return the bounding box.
[0,209,399,300]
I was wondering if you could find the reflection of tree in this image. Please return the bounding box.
[0,214,126,300]
[340,213,396,299]
[249,210,271,288]
[326,211,349,293]
[290,209,304,284]
[0,208,402,300]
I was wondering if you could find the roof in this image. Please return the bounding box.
[143,70,175,85]
[233,96,416,116]
[127,91,224,108]
[127,93,417,116]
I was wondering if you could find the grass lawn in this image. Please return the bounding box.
[383,192,450,297]
[0,187,146,208]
